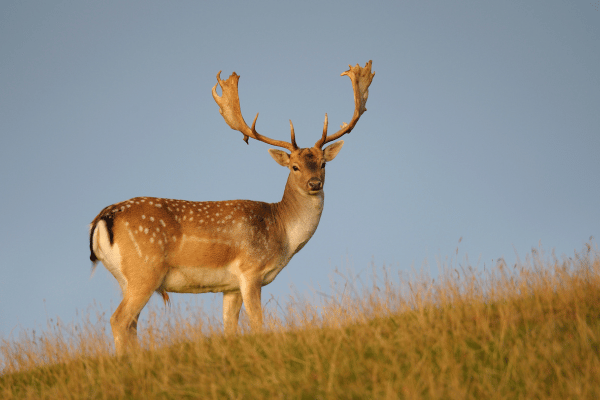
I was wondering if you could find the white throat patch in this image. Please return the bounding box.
[285,191,324,256]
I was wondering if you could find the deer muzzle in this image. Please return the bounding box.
[307,178,323,192]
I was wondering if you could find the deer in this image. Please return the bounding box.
[89,61,374,354]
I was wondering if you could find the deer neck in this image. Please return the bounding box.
[274,175,325,257]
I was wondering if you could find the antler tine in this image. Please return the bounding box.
[212,71,295,151]
[315,60,375,149]
[289,120,299,150]
[317,113,328,146]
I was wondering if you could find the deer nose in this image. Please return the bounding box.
[308,178,322,191]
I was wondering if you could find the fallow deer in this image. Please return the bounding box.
[89,61,374,354]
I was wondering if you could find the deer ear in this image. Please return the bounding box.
[323,140,344,162]
[268,149,290,167]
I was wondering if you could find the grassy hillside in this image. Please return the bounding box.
[2,244,600,399]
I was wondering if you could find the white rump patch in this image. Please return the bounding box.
[92,220,127,291]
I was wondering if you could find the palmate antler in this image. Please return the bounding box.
[212,72,298,151]
[314,60,375,149]
[212,61,375,151]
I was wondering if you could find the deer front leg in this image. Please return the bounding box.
[223,291,243,335]
[240,274,263,333]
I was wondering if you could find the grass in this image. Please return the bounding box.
[1,243,600,399]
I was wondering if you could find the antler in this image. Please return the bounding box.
[315,60,375,149]
[212,71,297,151]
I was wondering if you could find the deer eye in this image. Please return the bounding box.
[321,163,326,169]
[292,165,299,171]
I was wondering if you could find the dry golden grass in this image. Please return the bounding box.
[1,243,599,399]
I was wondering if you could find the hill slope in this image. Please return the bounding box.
[2,245,600,399]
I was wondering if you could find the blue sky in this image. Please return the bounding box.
[1,1,599,341]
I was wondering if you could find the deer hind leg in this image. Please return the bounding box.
[110,290,152,355]
[240,274,263,333]
[223,291,243,335]
[110,268,167,355]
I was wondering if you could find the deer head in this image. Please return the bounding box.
[212,61,375,198]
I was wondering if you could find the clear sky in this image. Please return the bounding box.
[1,1,599,341]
